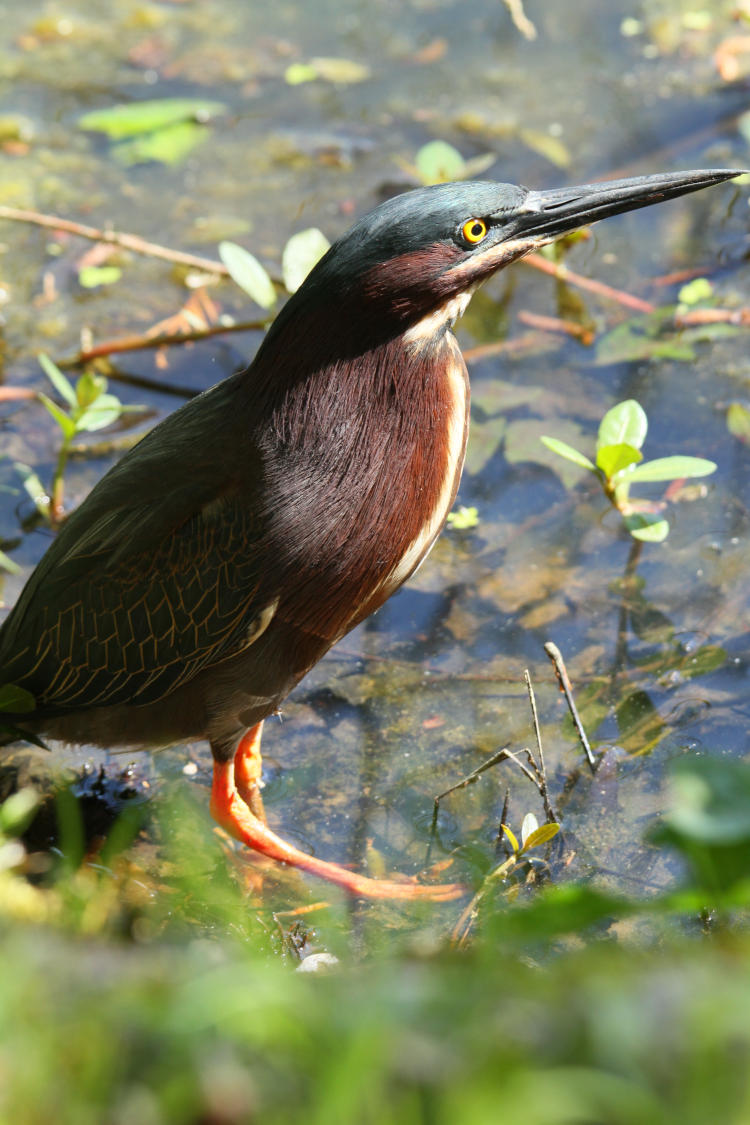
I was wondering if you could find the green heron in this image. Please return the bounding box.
[0,168,740,900]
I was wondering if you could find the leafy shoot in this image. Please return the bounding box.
[542,399,717,542]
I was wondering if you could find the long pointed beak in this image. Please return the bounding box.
[514,168,744,239]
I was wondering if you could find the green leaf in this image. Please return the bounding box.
[596,442,642,478]
[78,265,122,288]
[660,757,750,844]
[0,788,39,835]
[520,823,561,852]
[624,513,669,542]
[219,241,277,310]
[679,644,727,679]
[415,141,466,186]
[598,400,648,451]
[281,228,330,294]
[75,371,108,410]
[485,883,633,942]
[727,402,750,443]
[594,309,697,365]
[284,62,319,85]
[37,392,76,441]
[284,57,371,85]
[76,394,123,433]
[0,684,35,713]
[14,463,50,519]
[625,456,717,483]
[678,277,713,305]
[78,98,226,139]
[540,435,595,471]
[38,353,76,408]
[0,549,20,574]
[651,757,750,894]
[111,121,208,167]
[501,824,520,853]
[445,505,479,530]
[309,57,371,84]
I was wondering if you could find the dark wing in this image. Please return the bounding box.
[0,374,276,708]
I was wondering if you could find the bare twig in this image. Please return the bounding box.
[675,306,750,328]
[61,317,269,366]
[0,204,231,275]
[0,387,35,402]
[494,786,511,857]
[523,251,656,314]
[516,309,595,345]
[523,669,560,824]
[462,331,555,365]
[425,747,522,866]
[648,265,711,288]
[544,641,597,772]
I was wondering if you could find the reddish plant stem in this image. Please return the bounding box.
[0,204,230,275]
[524,251,657,313]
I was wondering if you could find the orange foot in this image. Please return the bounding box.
[209,724,465,902]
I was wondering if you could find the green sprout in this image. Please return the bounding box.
[452,811,560,945]
[541,399,717,542]
[499,812,560,872]
[27,354,128,526]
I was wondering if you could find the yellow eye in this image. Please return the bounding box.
[461,217,488,244]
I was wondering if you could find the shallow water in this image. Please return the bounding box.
[0,0,749,904]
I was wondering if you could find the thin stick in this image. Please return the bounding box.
[0,204,231,275]
[523,669,559,824]
[516,309,595,345]
[675,306,750,328]
[462,332,556,365]
[61,317,269,366]
[494,786,510,857]
[648,265,711,288]
[523,251,656,314]
[544,641,597,772]
[525,670,545,781]
[272,902,330,919]
[425,746,540,867]
[0,387,35,402]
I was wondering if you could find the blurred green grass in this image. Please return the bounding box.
[2,756,750,1125]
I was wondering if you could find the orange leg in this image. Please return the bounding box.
[233,722,266,822]
[209,728,465,902]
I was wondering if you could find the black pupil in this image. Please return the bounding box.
[470,222,483,238]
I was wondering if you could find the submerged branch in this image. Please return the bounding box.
[0,204,231,275]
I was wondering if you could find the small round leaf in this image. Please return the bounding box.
[598,399,647,451]
[219,242,277,310]
[281,228,330,294]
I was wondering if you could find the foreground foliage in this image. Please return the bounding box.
[1,754,750,1124]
